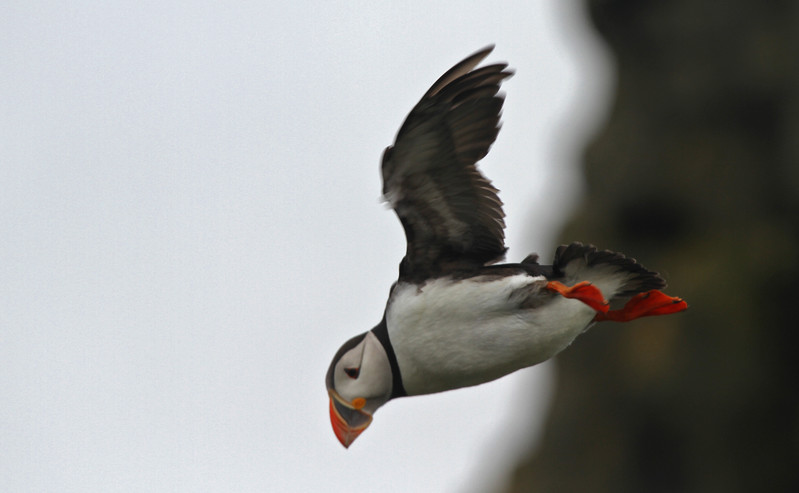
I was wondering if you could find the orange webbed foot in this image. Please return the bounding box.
[593,290,688,322]
[546,280,609,313]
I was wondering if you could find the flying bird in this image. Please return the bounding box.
[326,46,687,448]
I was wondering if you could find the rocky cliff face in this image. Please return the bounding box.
[504,1,799,491]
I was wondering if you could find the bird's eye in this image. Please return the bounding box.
[344,367,360,379]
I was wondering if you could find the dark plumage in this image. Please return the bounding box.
[381,47,511,283]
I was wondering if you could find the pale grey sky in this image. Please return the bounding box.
[1,1,610,491]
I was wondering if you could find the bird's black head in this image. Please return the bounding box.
[326,331,393,448]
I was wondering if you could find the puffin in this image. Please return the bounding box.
[326,46,687,448]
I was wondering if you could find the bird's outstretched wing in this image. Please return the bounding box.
[381,46,513,282]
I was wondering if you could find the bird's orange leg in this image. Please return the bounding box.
[593,290,688,322]
[546,280,609,313]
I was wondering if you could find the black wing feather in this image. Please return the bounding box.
[381,46,513,282]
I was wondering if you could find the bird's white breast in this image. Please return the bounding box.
[386,274,596,396]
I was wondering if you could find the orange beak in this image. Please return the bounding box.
[328,390,373,448]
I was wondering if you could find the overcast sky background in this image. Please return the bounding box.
[1,1,611,491]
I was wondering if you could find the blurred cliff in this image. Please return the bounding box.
[504,1,799,491]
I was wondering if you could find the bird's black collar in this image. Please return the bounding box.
[372,316,407,399]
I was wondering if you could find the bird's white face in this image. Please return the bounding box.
[327,331,393,448]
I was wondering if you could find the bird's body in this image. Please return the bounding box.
[387,273,587,395]
[325,46,687,448]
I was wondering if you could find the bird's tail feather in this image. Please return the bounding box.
[552,242,666,299]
